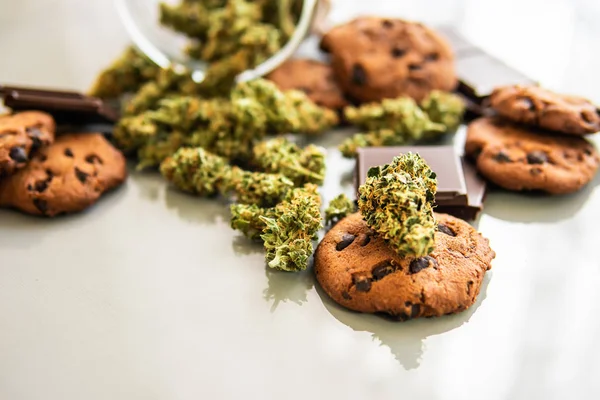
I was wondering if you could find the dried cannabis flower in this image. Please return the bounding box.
[252,137,325,186]
[260,184,322,271]
[89,46,160,99]
[159,0,301,92]
[160,147,294,207]
[324,194,356,225]
[420,90,465,132]
[340,92,464,157]
[230,203,277,241]
[115,79,336,169]
[230,184,322,271]
[358,153,437,258]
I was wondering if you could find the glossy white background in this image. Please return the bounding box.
[1,1,600,399]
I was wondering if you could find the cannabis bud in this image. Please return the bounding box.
[252,137,325,186]
[340,92,464,157]
[261,184,322,271]
[420,90,465,132]
[88,46,160,99]
[230,184,322,272]
[161,147,294,207]
[324,194,356,225]
[358,153,437,258]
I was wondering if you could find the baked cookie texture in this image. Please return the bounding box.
[315,212,495,320]
[465,117,599,194]
[0,111,56,177]
[490,85,600,135]
[320,17,457,103]
[0,133,127,216]
[266,59,349,110]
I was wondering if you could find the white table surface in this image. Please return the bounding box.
[1,1,600,399]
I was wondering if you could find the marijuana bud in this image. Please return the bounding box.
[161,147,294,207]
[325,194,356,225]
[260,184,322,271]
[358,153,437,258]
[160,146,240,196]
[251,137,325,186]
[340,94,463,157]
[88,46,160,99]
[230,203,277,241]
[420,90,465,132]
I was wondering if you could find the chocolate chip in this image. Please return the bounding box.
[34,180,49,193]
[37,154,48,162]
[466,280,474,296]
[372,260,396,280]
[27,184,33,191]
[74,167,89,184]
[360,234,372,246]
[26,127,44,150]
[336,234,356,251]
[581,110,595,124]
[527,151,547,164]
[530,167,542,176]
[410,303,421,318]
[520,97,535,111]
[470,146,483,160]
[9,147,27,163]
[382,19,394,28]
[64,148,74,157]
[85,154,103,164]
[425,53,439,62]
[409,256,436,274]
[391,48,406,58]
[351,64,367,86]
[584,148,593,156]
[45,169,53,180]
[341,291,352,300]
[437,223,456,237]
[354,276,371,292]
[493,151,511,163]
[33,198,48,214]
[408,63,422,71]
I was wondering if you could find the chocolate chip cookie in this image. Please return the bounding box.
[314,212,495,320]
[0,133,127,216]
[465,117,599,194]
[320,17,457,103]
[0,111,55,177]
[490,85,600,135]
[266,59,349,110]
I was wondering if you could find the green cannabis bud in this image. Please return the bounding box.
[161,147,293,207]
[340,92,465,157]
[89,46,160,99]
[358,153,437,258]
[159,0,301,93]
[325,194,356,225]
[252,137,325,186]
[338,129,403,158]
[160,147,234,196]
[420,90,465,132]
[260,184,322,272]
[230,203,277,241]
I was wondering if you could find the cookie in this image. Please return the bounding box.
[315,212,495,320]
[0,111,55,177]
[490,85,600,135]
[266,59,349,110]
[465,117,600,194]
[0,133,127,216]
[320,17,457,103]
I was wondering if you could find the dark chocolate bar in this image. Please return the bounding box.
[435,159,487,220]
[437,27,536,114]
[0,85,119,125]
[355,146,486,220]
